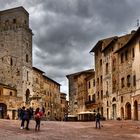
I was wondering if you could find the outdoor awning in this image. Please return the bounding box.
[77,111,95,115]
[67,115,77,117]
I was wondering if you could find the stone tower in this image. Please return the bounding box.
[0,7,33,103]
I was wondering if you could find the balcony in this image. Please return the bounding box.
[85,100,96,105]
[29,95,41,100]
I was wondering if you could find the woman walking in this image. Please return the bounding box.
[34,108,43,131]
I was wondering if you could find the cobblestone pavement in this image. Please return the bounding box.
[0,119,140,140]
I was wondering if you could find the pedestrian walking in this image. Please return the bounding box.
[95,112,101,129]
[34,108,43,131]
[20,106,25,129]
[21,108,31,130]
[29,107,34,119]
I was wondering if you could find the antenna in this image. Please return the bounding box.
[137,19,139,28]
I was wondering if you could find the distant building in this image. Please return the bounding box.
[60,92,68,121]
[43,75,61,121]
[67,69,95,120]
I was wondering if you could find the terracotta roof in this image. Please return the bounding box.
[66,69,94,78]
[90,29,137,53]
[0,83,17,90]
[115,33,135,53]
[43,75,61,86]
[0,6,29,16]
[32,67,45,74]
[101,36,117,51]
[90,36,117,52]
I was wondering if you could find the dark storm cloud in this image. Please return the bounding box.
[1,0,140,93]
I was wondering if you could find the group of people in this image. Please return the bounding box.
[18,106,44,131]
[18,107,101,130]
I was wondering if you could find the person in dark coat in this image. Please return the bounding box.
[21,108,31,130]
[95,112,101,129]
[20,106,25,129]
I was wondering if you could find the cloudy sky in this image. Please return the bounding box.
[0,0,140,95]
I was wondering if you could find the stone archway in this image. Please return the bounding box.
[107,108,109,120]
[0,103,7,119]
[112,97,116,119]
[125,102,131,120]
[134,100,138,120]
[112,104,116,119]
[121,107,124,119]
[112,97,116,102]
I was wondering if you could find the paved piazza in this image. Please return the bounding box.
[0,119,140,140]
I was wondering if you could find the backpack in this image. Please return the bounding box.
[35,113,41,119]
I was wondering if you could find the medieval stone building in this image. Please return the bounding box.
[0,6,65,120]
[0,6,33,119]
[67,27,140,121]
[60,92,68,121]
[32,67,61,120]
[90,28,140,120]
[67,69,95,120]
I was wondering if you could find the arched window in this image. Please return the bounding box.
[132,48,135,58]
[112,97,116,102]
[133,75,136,86]
[88,95,91,101]
[106,63,109,74]
[25,89,30,104]
[101,90,103,100]
[10,92,12,96]
[97,92,100,99]
[10,58,13,66]
[27,71,29,81]
[121,77,125,88]
[107,101,109,106]
[26,54,28,63]
[92,94,95,101]
[127,75,131,87]
[13,18,16,24]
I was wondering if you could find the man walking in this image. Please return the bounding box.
[20,106,25,129]
[95,112,101,129]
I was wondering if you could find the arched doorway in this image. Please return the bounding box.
[107,108,109,120]
[134,100,138,120]
[121,107,124,119]
[112,97,116,119]
[125,102,131,120]
[12,110,16,120]
[0,103,7,119]
[112,104,116,119]
[101,107,103,116]
[25,89,30,104]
